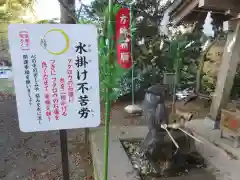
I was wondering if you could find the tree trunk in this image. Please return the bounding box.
[60,0,76,24]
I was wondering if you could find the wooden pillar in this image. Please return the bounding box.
[209,20,240,128]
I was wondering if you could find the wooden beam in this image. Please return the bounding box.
[225,9,239,17]
[172,0,199,25]
[199,0,240,12]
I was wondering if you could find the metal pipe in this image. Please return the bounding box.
[178,127,204,144]
[130,4,135,105]
[167,123,204,144]
[161,124,179,149]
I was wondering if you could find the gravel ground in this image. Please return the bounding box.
[0,98,93,180]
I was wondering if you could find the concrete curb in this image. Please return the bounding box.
[90,127,145,180]
[187,119,240,160]
[190,128,239,160]
[186,121,240,180]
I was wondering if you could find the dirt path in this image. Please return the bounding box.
[100,99,210,126]
[0,99,93,180]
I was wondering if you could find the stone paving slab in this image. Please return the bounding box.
[186,120,240,180]
[187,119,240,160]
[90,126,240,180]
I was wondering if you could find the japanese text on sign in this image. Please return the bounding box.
[31,54,42,124]
[19,30,30,50]
[75,42,92,119]
[116,8,132,69]
[42,61,51,120]
[23,54,32,105]
[8,24,100,132]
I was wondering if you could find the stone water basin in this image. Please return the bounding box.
[121,139,216,180]
[90,127,222,180]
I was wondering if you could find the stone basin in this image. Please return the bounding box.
[121,138,208,179]
[90,126,227,180]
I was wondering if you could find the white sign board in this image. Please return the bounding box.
[8,24,100,132]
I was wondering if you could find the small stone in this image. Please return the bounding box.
[135,147,141,153]
[129,147,134,153]
[141,166,148,175]
[122,141,129,148]
[124,105,142,114]
[133,164,140,169]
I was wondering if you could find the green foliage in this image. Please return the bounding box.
[168,32,202,89]
[231,68,240,98]
[97,2,128,101]
[85,0,204,99]
[40,2,239,100]
[0,0,34,22]
[117,63,145,97]
[0,0,34,48]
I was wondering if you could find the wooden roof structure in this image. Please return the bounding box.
[168,0,240,25]
[166,0,240,124]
